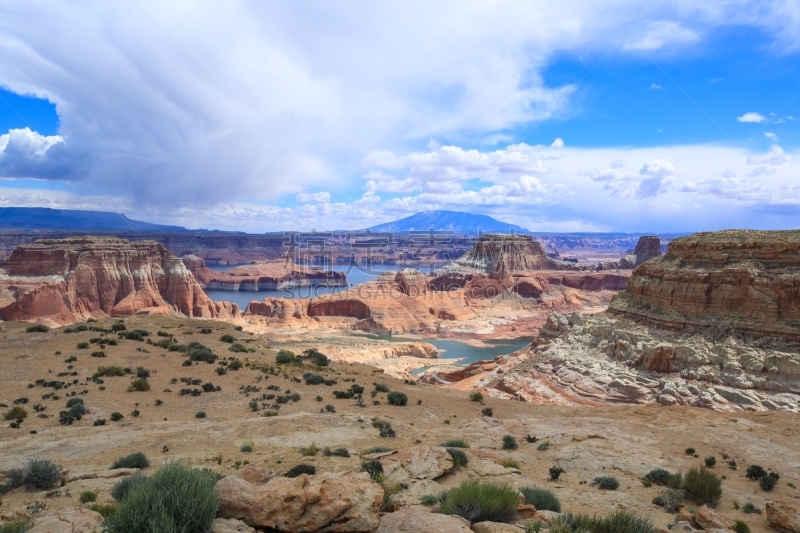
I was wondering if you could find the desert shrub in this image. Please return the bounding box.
[593,476,619,490]
[228,359,243,370]
[195,411,207,418]
[110,412,124,422]
[235,325,243,331]
[111,473,148,501]
[300,443,319,457]
[104,463,218,533]
[26,324,49,333]
[135,367,150,379]
[685,447,695,455]
[76,342,89,349]
[128,378,150,392]
[469,391,484,402]
[89,502,119,518]
[80,490,98,503]
[111,323,126,332]
[93,366,128,378]
[420,489,451,506]
[481,406,493,417]
[446,448,469,467]
[683,466,722,505]
[74,325,88,331]
[549,511,655,533]
[220,334,234,343]
[229,344,246,353]
[275,350,296,364]
[303,348,329,366]
[652,488,685,512]
[645,468,680,486]
[549,466,565,481]
[742,502,762,514]
[198,328,211,334]
[746,465,767,480]
[734,520,750,533]
[363,459,384,482]
[4,406,27,421]
[8,459,61,489]
[374,383,390,393]
[187,343,216,363]
[324,404,335,413]
[759,472,779,491]
[111,452,149,470]
[322,447,350,457]
[537,439,551,451]
[705,456,716,468]
[284,464,315,478]
[441,439,470,448]
[0,520,30,533]
[304,373,325,385]
[441,479,518,523]
[387,391,408,406]
[240,440,255,453]
[501,458,520,469]
[123,330,143,341]
[502,435,518,450]
[520,487,561,512]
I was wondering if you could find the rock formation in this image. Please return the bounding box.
[596,235,662,270]
[181,254,217,285]
[0,236,237,324]
[197,257,346,292]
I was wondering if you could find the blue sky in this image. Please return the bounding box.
[0,1,798,233]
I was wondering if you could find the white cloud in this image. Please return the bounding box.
[747,144,787,166]
[550,138,565,149]
[737,112,767,123]
[765,132,779,142]
[622,20,700,51]
[295,191,332,203]
[0,128,66,178]
[651,83,663,89]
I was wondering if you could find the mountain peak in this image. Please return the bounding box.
[367,210,528,234]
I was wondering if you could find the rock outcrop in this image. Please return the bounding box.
[0,237,237,324]
[375,507,472,533]
[215,472,382,532]
[610,230,800,340]
[597,235,662,270]
[28,509,104,532]
[181,254,217,285]
[201,258,346,292]
[767,500,800,533]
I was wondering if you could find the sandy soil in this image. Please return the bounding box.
[1,315,797,532]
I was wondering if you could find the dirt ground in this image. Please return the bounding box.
[1,315,798,532]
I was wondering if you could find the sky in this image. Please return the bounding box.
[0,0,799,233]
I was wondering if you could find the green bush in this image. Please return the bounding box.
[549,466,565,481]
[195,411,207,419]
[127,378,150,392]
[502,435,518,450]
[80,490,98,503]
[363,459,384,482]
[304,373,325,385]
[276,350,296,364]
[111,323,127,332]
[742,502,762,514]
[123,330,143,341]
[111,473,148,501]
[77,342,89,349]
[284,464,316,478]
[746,465,767,480]
[0,519,31,533]
[26,324,50,333]
[104,463,218,533]
[594,476,619,490]
[240,440,255,453]
[374,383,390,393]
[322,447,350,457]
[759,472,779,491]
[652,489,685,512]
[440,479,519,523]
[187,343,216,363]
[111,452,149,470]
[303,348,329,366]
[229,344,246,353]
[89,503,119,518]
[446,448,469,467]
[685,447,695,455]
[549,511,655,533]
[220,334,234,343]
[520,487,561,512]
[683,466,722,505]
[387,391,408,406]
[734,520,750,533]
[110,412,124,422]
[3,406,27,421]
[6,459,61,489]
[441,439,470,448]
[93,366,129,378]
[469,391,484,402]
[198,328,211,334]
[481,406,493,417]
[705,456,716,468]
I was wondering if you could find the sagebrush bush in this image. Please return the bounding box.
[481,406,493,417]
[742,502,762,514]
[0,520,30,533]
[127,378,150,392]
[446,448,469,467]
[195,411,207,419]
[80,490,98,503]
[26,324,49,333]
[275,350,296,364]
[469,391,483,402]
[363,459,384,482]
[373,383,390,393]
[734,520,750,533]
[3,406,27,421]
[111,473,148,501]
[285,464,315,478]
[759,472,779,491]
[652,489,685,512]
[111,452,149,470]
[240,440,255,453]
[6,459,61,489]
[593,476,619,490]
[705,456,716,468]
[520,487,561,512]
[111,323,126,332]
[104,463,218,533]
[303,348,329,366]
[440,479,519,523]
[746,465,767,480]
[387,391,408,406]
[441,439,470,448]
[683,466,722,505]
[502,435,518,450]
[549,466,565,481]
[549,511,655,533]
[322,447,350,457]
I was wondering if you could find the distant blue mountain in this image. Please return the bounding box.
[367,210,529,234]
[0,207,187,232]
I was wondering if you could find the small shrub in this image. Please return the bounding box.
[683,466,722,505]
[111,473,148,501]
[363,459,384,482]
[110,412,124,422]
[219,334,234,343]
[89,503,119,518]
[26,324,50,333]
[549,511,655,533]
[303,348,330,366]
[705,456,716,468]
[111,452,149,470]
[195,411,207,418]
[469,391,484,402]
[759,472,779,491]
[387,391,408,406]
[300,443,319,457]
[537,439,551,451]
[198,328,211,334]
[742,502,762,514]
[11,459,61,489]
[502,435,518,450]
[111,323,126,332]
[323,447,350,457]
[447,448,469,467]
[103,463,218,533]
[734,520,750,533]
[745,465,767,480]
[127,378,150,392]
[80,490,98,503]
[304,373,325,385]
[501,458,520,469]
[728,460,738,470]
[235,325,243,331]
[520,487,561,513]
[275,350,296,364]
[441,439,470,448]
[481,406,493,417]
[440,479,519,523]
[0,520,32,533]
[685,447,695,455]
[93,418,106,426]
[93,366,128,378]
[240,440,255,453]
[652,488,685,512]
[645,468,681,487]
[549,466,565,481]
[374,383,390,393]
[229,343,246,353]
[77,342,89,349]
[284,464,315,478]
[4,406,27,421]
[123,330,144,341]
[593,476,619,490]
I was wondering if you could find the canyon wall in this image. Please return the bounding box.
[0,237,237,324]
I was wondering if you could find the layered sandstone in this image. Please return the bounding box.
[0,236,237,324]
[200,258,346,291]
[181,254,217,285]
[597,235,662,270]
[609,230,800,340]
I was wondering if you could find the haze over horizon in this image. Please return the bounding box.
[0,1,798,233]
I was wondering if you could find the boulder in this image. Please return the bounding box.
[210,518,257,533]
[470,522,525,532]
[240,464,276,484]
[694,505,734,531]
[663,522,698,533]
[381,446,454,485]
[767,500,800,532]
[375,507,472,533]
[28,509,104,532]
[216,471,382,532]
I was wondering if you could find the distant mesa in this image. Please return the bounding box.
[0,207,187,232]
[367,210,529,234]
[0,236,235,324]
[597,235,663,270]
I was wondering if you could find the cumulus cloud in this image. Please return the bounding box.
[622,21,700,51]
[747,144,787,166]
[550,138,565,149]
[0,128,67,178]
[583,159,675,198]
[737,112,767,123]
[295,191,332,203]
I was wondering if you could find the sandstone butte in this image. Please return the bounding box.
[0,236,237,324]
[243,234,630,335]
[182,254,347,291]
[422,230,800,413]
